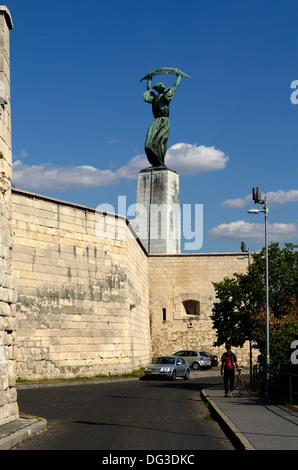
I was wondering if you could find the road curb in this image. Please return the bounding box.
[16,377,141,390]
[201,389,255,451]
[0,415,47,450]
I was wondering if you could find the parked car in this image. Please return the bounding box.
[173,350,212,370]
[144,356,190,380]
[206,353,218,367]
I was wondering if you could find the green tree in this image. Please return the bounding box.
[252,298,298,371]
[211,274,254,347]
[211,243,298,367]
[249,243,298,318]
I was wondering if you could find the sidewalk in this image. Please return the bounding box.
[0,415,47,450]
[202,383,298,450]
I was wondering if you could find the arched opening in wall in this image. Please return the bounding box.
[183,300,200,316]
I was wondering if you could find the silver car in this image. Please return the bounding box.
[144,356,190,380]
[173,350,212,370]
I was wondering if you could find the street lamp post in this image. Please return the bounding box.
[248,187,270,403]
[240,241,252,386]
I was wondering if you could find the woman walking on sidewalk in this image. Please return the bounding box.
[221,343,239,397]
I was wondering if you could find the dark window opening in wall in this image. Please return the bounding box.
[183,300,200,316]
[162,308,166,322]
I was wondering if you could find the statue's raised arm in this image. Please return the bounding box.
[143,77,155,103]
[165,73,182,100]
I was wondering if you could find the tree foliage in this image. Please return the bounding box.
[211,243,298,369]
[252,297,298,371]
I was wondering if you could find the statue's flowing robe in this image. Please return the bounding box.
[143,89,174,167]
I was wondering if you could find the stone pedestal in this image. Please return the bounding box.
[136,167,181,254]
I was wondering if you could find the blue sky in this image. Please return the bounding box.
[6,0,298,253]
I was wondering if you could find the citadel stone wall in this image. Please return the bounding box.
[0,7,18,425]
[11,189,150,380]
[11,187,256,380]
[148,253,258,367]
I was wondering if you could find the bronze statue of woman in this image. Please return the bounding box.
[141,68,189,168]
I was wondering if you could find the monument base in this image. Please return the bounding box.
[136,167,181,254]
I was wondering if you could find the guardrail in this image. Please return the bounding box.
[253,365,298,405]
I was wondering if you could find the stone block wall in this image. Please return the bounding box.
[10,188,257,379]
[11,190,150,380]
[148,253,259,366]
[0,7,18,425]
[136,169,181,254]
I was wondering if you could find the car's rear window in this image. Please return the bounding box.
[200,352,209,357]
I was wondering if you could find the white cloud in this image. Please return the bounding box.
[265,189,298,204]
[12,161,118,191]
[13,149,29,159]
[222,189,298,208]
[166,143,229,174]
[209,220,298,242]
[115,154,147,180]
[221,195,252,208]
[12,142,228,191]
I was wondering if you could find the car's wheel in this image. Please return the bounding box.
[192,362,200,370]
[184,369,190,380]
[171,370,176,380]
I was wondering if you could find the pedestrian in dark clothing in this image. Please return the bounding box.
[221,343,239,397]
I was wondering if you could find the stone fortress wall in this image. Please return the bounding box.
[148,254,258,366]
[11,189,255,381]
[0,7,18,426]
[11,189,151,380]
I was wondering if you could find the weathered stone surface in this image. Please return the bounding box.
[11,188,256,380]
[0,6,18,426]
[136,168,181,254]
[148,253,258,367]
[12,190,151,380]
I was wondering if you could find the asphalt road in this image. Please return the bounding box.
[13,372,234,450]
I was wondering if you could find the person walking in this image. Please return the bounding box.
[221,343,239,397]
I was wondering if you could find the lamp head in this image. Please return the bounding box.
[248,209,260,214]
